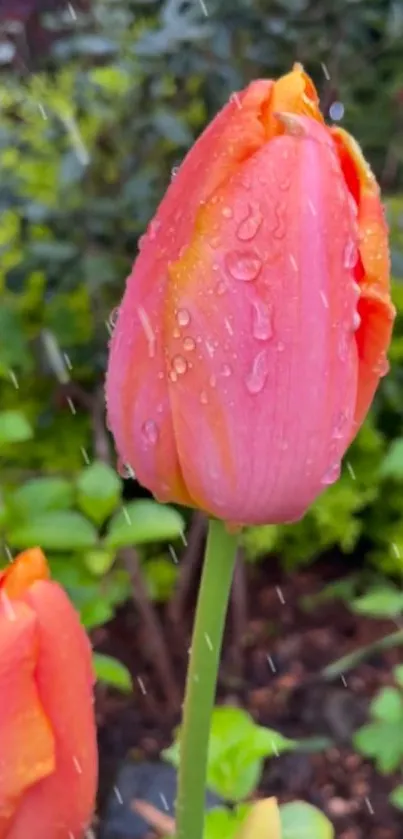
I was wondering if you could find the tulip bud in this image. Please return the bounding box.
[0,548,97,839]
[106,64,395,526]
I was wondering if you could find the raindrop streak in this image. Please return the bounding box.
[251,299,273,341]
[172,355,187,375]
[142,419,159,445]
[137,306,156,357]
[321,462,341,486]
[343,239,358,269]
[177,308,190,327]
[245,349,270,394]
[225,250,262,282]
[237,205,263,241]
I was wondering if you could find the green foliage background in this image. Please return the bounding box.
[2,0,403,626]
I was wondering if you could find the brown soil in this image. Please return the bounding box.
[94,555,403,839]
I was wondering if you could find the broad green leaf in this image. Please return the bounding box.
[10,477,74,518]
[93,653,133,693]
[203,806,250,839]
[8,511,98,551]
[280,802,334,839]
[371,687,403,723]
[76,461,121,525]
[105,500,184,549]
[351,587,403,618]
[390,785,403,810]
[164,707,296,802]
[0,411,33,446]
[394,665,403,687]
[235,798,281,839]
[354,722,403,773]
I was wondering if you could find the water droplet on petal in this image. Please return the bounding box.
[222,206,233,218]
[169,370,178,383]
[148,219,161,240]
[343,238,358,269]
[215,280,227,296]
[108,307,120,330]
[177,309,190,327]
[251,299,273,341]
[374,353,389,377]
[142,419,159,445]
[321,462,341,486]
[332,410,349,440]
[183,336,196,352]
[200,390,208,404]
[209,374,217,388]
[237,204,263,241]
[171,165,179,180]
[117,459,135,479]
[138,234,146,251]
[352,311,361,331]
[225,250,262,282]
[221,363,232,377]
[172,355,187,375]
[245,349,270,394]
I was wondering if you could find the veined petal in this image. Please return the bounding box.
[106,78,274,504]
[7,581,97,839]
[164,116,359,523]
[0,600,54,839]
[331,126,395,433]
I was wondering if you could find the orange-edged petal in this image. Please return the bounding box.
[106,78,274,505]
[0,598,54,839]
[7,580,97,839]
[263,63,324,139]
[0,548,49,599]
[331,126,396,433]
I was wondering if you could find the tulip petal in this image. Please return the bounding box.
[7,581,97,839]
[164,116,359,523]
[331,127,395,434]
[0,547,49,598]
[0,599,54,839]
[106,78,275,504]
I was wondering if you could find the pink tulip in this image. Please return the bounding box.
[106,64,395,525]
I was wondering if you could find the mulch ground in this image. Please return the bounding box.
[94,554,403,839]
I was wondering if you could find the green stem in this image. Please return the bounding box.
[176,518,238,839]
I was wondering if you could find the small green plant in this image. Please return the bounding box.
[354,665,403,809]
[163,706,334,838]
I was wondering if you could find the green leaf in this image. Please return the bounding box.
[0,411,33,446]
[390,785,403,810]
[351,586,403,618]
[164,707,296,802]
[105,500,185,549]
[371,687,403,723]
[144,556,178,602]
[354,722,403,773]
[394,665,403,687]
[84,549,116,576]
[380,439,403,479]
[76,461,121,525]
[280,802,334,839]
[93,653,133,693]
[10,477,74,518]
[8,511,98,551]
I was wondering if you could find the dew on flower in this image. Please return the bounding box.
[138,306,156,357]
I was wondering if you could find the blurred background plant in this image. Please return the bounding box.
[2,0,403,836]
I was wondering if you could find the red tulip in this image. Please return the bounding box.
[0,548,97,839]
[106,64,395,525]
